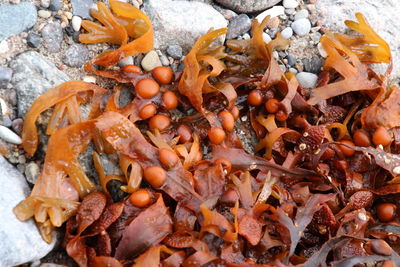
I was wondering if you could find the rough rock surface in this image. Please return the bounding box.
[0,156,55,267]
[215,0,281,13]
[143,0,227,52]
[63,44,90,67]
[316,0,400,79]
[9,51,69,117]
[41,22,63,53]
[0,2,37,41]
[71,0,94,19]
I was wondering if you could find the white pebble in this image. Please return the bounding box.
[0,126,22,145]
[118,56,134,67]
[141,50,162,71]
[65,11,73,20]
[0,40,8,54]
[83,75,96,83]
[71,16,82,32]
[38,10,51,19]
[291,18,311,36]
[294,9,309,20]
[317,42,328,58]
[289,67,298,74]
[281,27,293,39]
[393,166,400,175]
[242,33,250,40]
[283,0,299,9]
[296,72,318,88]
[262,32,271,43]
[256,6,285,23]
[285,8,296,15]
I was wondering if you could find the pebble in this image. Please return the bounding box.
[289,67,298,73]
[317,42,328,58]
[38,10,51,19]
[49,0,62,11]
[25,162,40,184]
[71,16,82,32]
[11,118,23,135]
[83,75,96,83]
[242,33,250,40]
[0,67,13,88]
[64,25,74,36]
[0,2,37,41]
[303,56,323,73]
[118,56,134,67]
[63,44,90,67]
[166,45,183,59]
[310,32,322,43]
[26,32,41,48]
[283,0,299,9]
[285,8,296,15]
[160,54,170,66]
[0,125,22,145]
[262,32,271,43]
[256,6,285,23]
[281,27,293,39]
[41,22,63,52]
[217,8,238,21]
[294,9,309,20]
[267,16,280,29]
[286,55,296,67]
[215,0,281,13]
[226,14,252,39]
[65,11,73,20]
[296,72,318,88]
[40,0,50,8]
[141,50,162,71]
[291,18,311,36]
[71,0,94,19]
[0,40,8,54]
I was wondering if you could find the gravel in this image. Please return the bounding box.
[41,22,63,53]
[291,18,311,36]
[0,66,12,88]
[215,0,281,13]
[26,32,41,48]
[296,72,318,88]
[63,44,90,67]
[0,2,37,41]
[226,14,252,40]
[166,45,183,59]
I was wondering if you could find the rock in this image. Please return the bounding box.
[0,125,21,144]
[118,56,134,67]
[143,0,227,52]
[49,0,62,11]
[40,0,50,8]
[286,55,296,67]
[262,32,271,43]
[10,51,70,117]
[316,0,400,79]
[38,10,51,19]
[83,75,96,83]
[215,0,281,13]
[226,14,251,40]
[242,33,250,40]
[166,45,183,59]
[41,22,63,53]
[285,8,296,15]
[283,0,299,9]
[0,67,12,88]
[71,16,82,32]
[256,6,285,23]
[0,2,37,41]
[291,18,311,36]
[63,44,90,67]
[216,8,237,21]
[0,156,55,266]
[281,27,293,39]
[11,118,23,135]
[317,42,327,58]
[27,32,41,48]
[141,50,162,71]
[296,72,318,88]
[25,162,40,184]
[71,0,94,19]
[302,56,323,73]
[159,54,170,66]
[294,9,309,20]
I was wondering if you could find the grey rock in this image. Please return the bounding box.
[291,18,311,36]
[286,55,296,67]
[40,0,50,9]
[316,0,400,79]
[294,9,309,20]
[226,14,251,40]
[0,156,55,266]
[49,0,62,11]
[63,44,90,67]
[41,22,63,53]
[71,0,94,19]
[0,67,12,88]
[143,0,227,52]
[296,72,318,88]
[25,162,40,184]
[166,45,183,59]
[27,32,41,48]
[0,2,37,41]
[215,0,281,13]
[9,51,70,117]
[302,56,324,73]
[11,118,23,135]
[160,54,170,66]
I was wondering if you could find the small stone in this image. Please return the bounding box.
[281,27,293,39]
[63,44,90,67]
[71,0,94,19]
[0,67,12,88]
[242,33,250,40]
[71,16,82,31]
[286,55,296,67]
[262,32,271,43]
[25,162,40,184]
[38,10,51,19]
[317,42,327,58]
[2,117,12,128]
[160,55,170,66]
[310,32,322,43]
[65,11,73,20]
[279,64,286,72]
[267,16,280,29]
[72,32,80,43]
[11,118,23,135]
[26,32,41,48]
[218,8,237,21]
[283,0,299,9]
[285,8,296,15]
[40,0,50,8]
[226,14,251,39]
[64,25,74,36]
[289,67,298,73]
[0,40,8,54]
[83,75,96,83]
[141,50,162,71]
[0,125,22,144]
[302,56,323,73]
[166,45,183,59]
[215,0,281,13]
[294,9,309,20]
[256,6,285,23]
[49,0,62,11]
[0,2,37,41]
[296,72,318,88]
[291,18,311,36]
[41,22,63,52]
[118,56,134,67]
